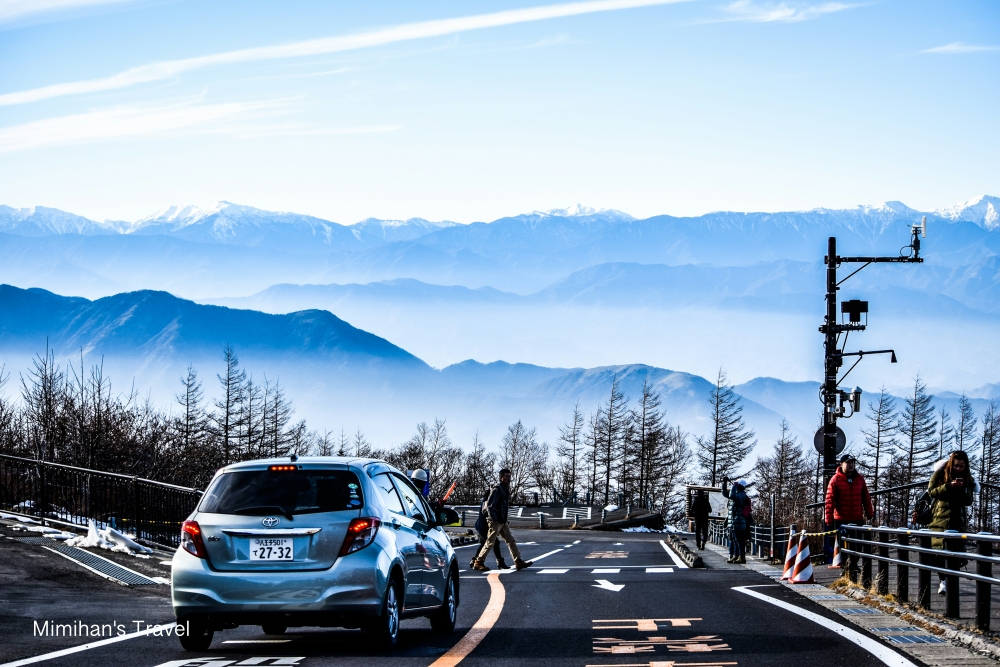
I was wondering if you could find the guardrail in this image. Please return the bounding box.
[707,518,791,562]
[454,504,657,529]
[805,480,1000,533]
[840,524,1000,631]
[0,454,203,549]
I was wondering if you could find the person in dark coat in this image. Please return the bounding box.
[721,477,735,560]
[691,490,711,550]
[728,479,751,564]
[928,450,978,595]
[471,469,533,571]
[472,488,508,569]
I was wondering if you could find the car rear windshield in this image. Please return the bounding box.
[199,469,364,516]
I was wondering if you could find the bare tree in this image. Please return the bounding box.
[212,344,246,465]
[956,394,977,452]
[499,420,547,501]
[898,375,938,483]
[858,386,897,494]
[753,420,811,526]
[935,406,955,460]
[556,401,584,501]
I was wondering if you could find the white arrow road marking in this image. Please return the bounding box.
[593,579,625,592]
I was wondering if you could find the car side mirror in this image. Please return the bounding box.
[435,507,460,527]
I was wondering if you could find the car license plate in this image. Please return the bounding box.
[249,537,293,560]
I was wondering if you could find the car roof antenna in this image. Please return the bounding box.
[289,450,298,463]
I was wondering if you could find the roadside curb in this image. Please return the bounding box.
[834,583,1000,662]
[726,549,1000,666]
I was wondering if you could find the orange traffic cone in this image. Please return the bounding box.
[790,532,815,584]
[781,528,798,580]
[828,534,843,569]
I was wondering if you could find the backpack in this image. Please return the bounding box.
[911,491,933,526]
[741,496,752,518]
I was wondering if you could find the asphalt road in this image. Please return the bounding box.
[0,529,920,667]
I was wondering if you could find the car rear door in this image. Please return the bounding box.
[391,473,446,607]
[371,473,423,609]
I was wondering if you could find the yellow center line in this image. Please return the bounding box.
[429,571,505,667]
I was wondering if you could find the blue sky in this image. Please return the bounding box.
[0,0,997,223]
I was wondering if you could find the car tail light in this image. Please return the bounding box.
[181,520,208,559]
[340,517,381,556]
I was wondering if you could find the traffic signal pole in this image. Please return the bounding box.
[820,218,926,518]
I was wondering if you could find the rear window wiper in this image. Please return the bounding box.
[230,505,294,520]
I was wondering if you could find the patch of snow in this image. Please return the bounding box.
[65,519,152,555]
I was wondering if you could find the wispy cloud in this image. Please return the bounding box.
[0,0,135,24]
[0,0,689,107]
[718,0,857,23]
[0,99,283,153]
[921,42,1000,55]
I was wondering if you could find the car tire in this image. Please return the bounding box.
[429,572,457,633]
[367,578,401,648]
[261,624,287,635]
[178,617,214,652]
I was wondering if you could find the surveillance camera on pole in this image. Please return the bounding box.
[819,218,925,492]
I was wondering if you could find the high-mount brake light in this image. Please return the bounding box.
[268,465,298,471]
[340,517,381,556]
[181,520,208,559]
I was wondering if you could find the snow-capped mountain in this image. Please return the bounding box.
[0,205,127,236]
[936,195,1000,230]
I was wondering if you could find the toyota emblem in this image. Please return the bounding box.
[262,517,279,527]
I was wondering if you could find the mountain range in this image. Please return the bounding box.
[0,196,997,451]
[1,285,996,463]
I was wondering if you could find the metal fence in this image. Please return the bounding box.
[0,454,202,548]
[840,524,1000,631]
[805,480,1000,533]
[707,518,792,562]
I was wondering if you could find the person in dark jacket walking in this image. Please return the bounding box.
[471,488,508,569]
[471,469,533,571]
[928,450,978,595]
[692,490,711,550]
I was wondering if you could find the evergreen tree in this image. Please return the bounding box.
[696,368,756,485]
[897,375,938,482]
[858,386,897,493]
[956,394,977,452]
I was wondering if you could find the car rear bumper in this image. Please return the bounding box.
[171,545,391,623]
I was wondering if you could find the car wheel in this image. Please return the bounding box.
[429,572,457,633]
[178,617,214,652]
[367,579,401,648]
[261,623,287,635]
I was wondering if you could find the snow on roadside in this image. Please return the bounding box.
[65,519,153,556]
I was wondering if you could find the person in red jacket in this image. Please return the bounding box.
[825,454,873,570]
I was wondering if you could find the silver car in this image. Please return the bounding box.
[171,456,460,651]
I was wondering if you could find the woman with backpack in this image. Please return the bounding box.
[928,450,978,595]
